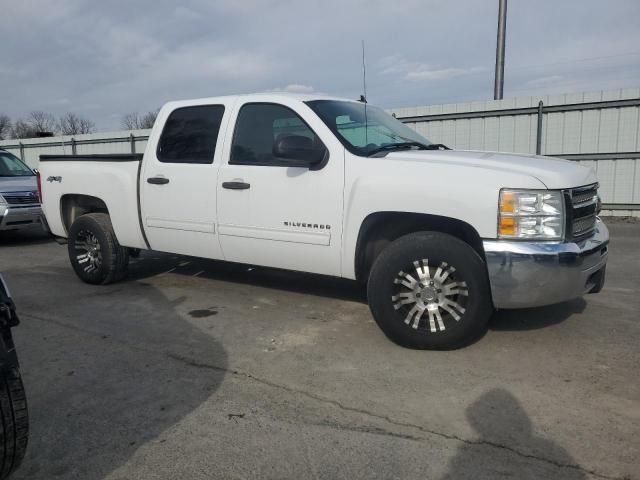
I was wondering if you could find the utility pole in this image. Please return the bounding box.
[494,0,507,100]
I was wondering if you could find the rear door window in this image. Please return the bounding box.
[157,105,225,164]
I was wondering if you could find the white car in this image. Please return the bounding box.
[38,93,609,349]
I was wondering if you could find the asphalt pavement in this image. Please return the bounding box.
[1,221,638,480]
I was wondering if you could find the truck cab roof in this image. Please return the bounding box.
[161,92,359,110]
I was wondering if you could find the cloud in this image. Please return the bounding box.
[524,75,565,87]
[269,84,317,93]
[378,56,487,82]
[1,0,639,130]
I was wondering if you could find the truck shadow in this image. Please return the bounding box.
[6,265,228,480]
[443,388,587,479]
[127,251,368,304]
[127,251,588,333]
[489,298,587,331]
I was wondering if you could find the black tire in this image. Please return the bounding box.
[68,213,129,285]
[367,232,493,349]
[0,367,28,480]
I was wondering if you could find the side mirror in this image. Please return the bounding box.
[272,135,325,167]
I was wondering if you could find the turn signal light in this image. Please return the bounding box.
[498,217,515,236]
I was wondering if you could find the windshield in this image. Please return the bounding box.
[0,151,33,177]
[306,100,432,157]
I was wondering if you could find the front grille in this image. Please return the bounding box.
[2,191,39,206]
[568,183,598,241]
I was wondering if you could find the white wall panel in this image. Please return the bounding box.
[612,159,637,203]
[561,111,582,154]
[484,117,499,151]
[579,110,600,153]
[388,89,640,208]
[617,107,639,151]
[468,118,484,150]
[498,116,515,153]
[544,112,564,154]
[454,119,471,150]
[598,109,619,152]
[513,115,532,154]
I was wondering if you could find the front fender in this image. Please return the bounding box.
[341,155,545,278]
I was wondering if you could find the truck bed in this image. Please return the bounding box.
[38,153,148,249]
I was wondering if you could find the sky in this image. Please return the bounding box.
[2,0,640,131]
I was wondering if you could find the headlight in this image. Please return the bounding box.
[498,189,565,240]
[0,195,6,206]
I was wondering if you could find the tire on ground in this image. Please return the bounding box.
[68,213,129,285]
[367,231,493,349]
[0,367,28,480]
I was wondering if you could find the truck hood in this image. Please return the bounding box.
[387,150,597,189]
[0,176,37,193]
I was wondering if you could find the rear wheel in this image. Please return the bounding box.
[68,213,129,285]
[367,232,493,349]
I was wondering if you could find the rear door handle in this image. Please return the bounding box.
[222,181,250,190]
[147,177,170,185]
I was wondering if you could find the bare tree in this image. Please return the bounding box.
[28,111,58,134]
[140,109,159,129]
[121,112,141,130]
[122,109,159,130]
[10,120,37,139]
[0,115,11,140]
[58,113,96,135]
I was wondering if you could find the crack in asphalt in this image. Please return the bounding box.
[24,312,626,480]
[167,353,624,480]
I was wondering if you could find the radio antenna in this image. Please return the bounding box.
[361,40,368,145]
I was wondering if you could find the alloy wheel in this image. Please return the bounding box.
[74,230,102,273]
[391,258,469,333]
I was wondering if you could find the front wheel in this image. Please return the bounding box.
[0,367,28,479]
[67,213,129,285]
[367,232,493,349]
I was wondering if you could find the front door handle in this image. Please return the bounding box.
[147,177,170,185]
[222,181,250,190]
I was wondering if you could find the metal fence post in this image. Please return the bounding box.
[536,100,544,155]
[130,133,136,154]
[71,138,77,155]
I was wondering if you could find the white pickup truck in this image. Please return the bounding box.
[38,93,609,349]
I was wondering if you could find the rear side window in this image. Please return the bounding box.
[230,103,323,166]
[157,105,225,164]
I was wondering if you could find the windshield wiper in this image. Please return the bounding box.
[423,143,450,150]
[367,142,430,157]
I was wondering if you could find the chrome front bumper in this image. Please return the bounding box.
[0,204,46,232]
[483,219,609,309]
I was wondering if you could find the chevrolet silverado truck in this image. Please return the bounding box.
[38,93,609,349]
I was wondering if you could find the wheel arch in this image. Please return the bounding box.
[60,194,109,236]
[354,211,485,282]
